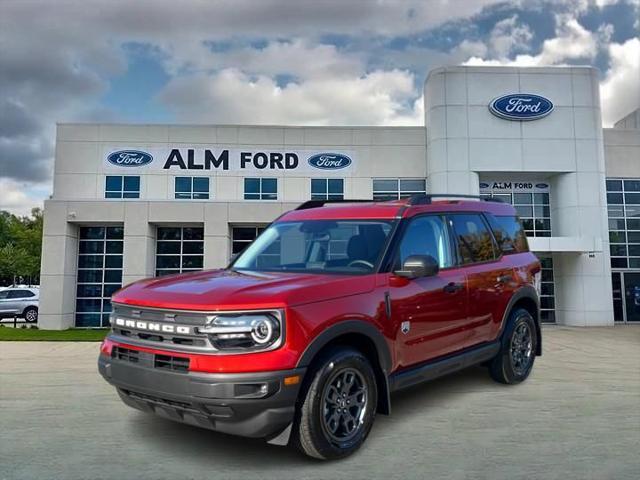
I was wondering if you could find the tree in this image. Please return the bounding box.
[0,208,43,285]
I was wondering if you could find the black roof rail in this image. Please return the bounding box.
[295,199,375,210]
[407,194,504,205]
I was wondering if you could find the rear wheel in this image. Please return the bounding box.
[23,306,38,323]
[489,308,537,384]
[292,347,377,460]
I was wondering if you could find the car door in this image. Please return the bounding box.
[447,213,507,347]
[0,289,19,314]
[387,215,469,368]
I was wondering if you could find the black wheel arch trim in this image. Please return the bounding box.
[499,285,542,356]
[296,320,392,415]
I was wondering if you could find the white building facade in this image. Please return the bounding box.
[39,65,640,329]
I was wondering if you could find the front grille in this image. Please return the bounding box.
[111,304,211,351]
[112,346,140,363]
[154,354,190,373]
[113,328,208,347]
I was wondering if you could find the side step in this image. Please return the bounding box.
[389,341,500,392]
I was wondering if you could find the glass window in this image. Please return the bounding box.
[606,179,623,191]
[311,179,344,200]
[397,216,453,268]
[480,183,551,238]
[232,226,267,255]
[607,178,640,272]
[244,178,277,200]
[175,177,210,200]
[537,254,556,323]
[485,214,529,253]
[624,180,640,192]
[625,193,640,205]
[8,290,35,299]
[155,227,205,277]
[372,178,426,201]
[232,220,393,275]
[449,214,497,263]
[76,225,123,327]
[105,176,140,199]
[607,193,624,204]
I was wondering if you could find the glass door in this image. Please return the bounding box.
[623,272,640,322]
[612,272,624,322]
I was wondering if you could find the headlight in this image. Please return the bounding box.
[197,311,283,353]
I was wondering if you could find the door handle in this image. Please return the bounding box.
[497,274,513,284]
[443,282,464,294]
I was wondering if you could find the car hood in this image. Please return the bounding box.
[112,269,376,311]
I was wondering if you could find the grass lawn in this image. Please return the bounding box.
[0,327,109,342]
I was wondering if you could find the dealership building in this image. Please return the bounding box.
[39,65,640,329]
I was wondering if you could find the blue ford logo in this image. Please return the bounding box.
[479,182,490,189]
[107,150,153,167]
[489,94,554,121]
[308,153,352,170]
[535,183,549,189]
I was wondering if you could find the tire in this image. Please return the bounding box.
[292,347,378,460]
[489,308,537,384]
[23,306,38,323]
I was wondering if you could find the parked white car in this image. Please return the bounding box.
[0,287,39,322]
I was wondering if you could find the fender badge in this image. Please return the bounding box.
[401,321,411,334]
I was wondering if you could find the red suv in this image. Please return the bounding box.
[99,195,541,460]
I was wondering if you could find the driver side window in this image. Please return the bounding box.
[398,216,453,268]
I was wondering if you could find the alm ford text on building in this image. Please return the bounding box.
[38,66,640,329]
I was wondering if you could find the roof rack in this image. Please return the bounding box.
[294,194,503,211]
[407,194,504,205]
[295,199,375,210]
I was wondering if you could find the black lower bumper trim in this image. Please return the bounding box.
[98,354,305,439]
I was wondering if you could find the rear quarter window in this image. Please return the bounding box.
[448,214,497,263]
[486,213,529,254]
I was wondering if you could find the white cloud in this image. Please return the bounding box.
[464,14,599,66]
[489,15,534,58]
[600,37,640,126]
[159,68,422,126]
[0,179,48,216]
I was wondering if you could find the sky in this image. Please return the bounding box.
[0,0,638,216]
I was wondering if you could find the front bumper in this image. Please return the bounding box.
[98,351,305,439]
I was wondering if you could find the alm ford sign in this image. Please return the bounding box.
[104,147,356,175]
[107,150,154,167]
[307,153,352,170]
[489,94,554,121]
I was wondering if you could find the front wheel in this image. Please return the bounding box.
[292,347,377,460]
[489,308,537,384]
[23,307,38,323]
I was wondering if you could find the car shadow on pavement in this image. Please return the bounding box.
[128,365,496,466]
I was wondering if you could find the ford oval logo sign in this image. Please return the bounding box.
[107,150,153,167]
[489,94,554,121]
[308,153,352,170]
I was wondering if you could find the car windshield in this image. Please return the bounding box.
[232,220,394,275]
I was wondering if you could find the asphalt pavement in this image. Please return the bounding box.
[1,326,639,480]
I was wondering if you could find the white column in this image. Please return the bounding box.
[550,172,614,326]
[39,201,78,330]
[122,203,155,286]
[204,203,231,269]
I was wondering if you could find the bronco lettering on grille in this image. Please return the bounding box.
[115,317,192,335]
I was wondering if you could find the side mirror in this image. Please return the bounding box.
[394,255,439,279]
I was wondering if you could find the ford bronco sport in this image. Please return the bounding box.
[99,195,541,460]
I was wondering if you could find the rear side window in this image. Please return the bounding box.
[448,214,497,264]
[7,290,35,299]
[486,214,529,254]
